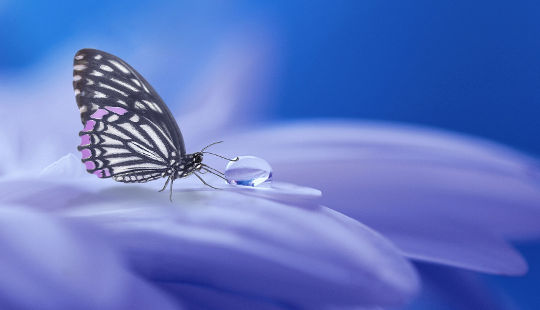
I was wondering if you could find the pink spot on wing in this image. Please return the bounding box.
[80,134,90,146]
[80,149,91,159]
[105,106,128,115]
[90,109,109,119]
[85,161,96,170]
[83,120,96,131]
[93,168,111,178]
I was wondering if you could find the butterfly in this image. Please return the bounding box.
[73,48,236,200]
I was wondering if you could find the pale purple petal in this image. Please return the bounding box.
[0,206,180,310]
[162,282,383,310]
[404,263,518,310]
[272,159,530,275]
[160,283,286,310]
[0,176,419,309]
[40,153,89,178]
[0,62,80,175]
[216,121,540,275]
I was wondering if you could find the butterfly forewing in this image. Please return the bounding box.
[73,48,185,181]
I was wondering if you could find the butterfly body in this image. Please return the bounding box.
[163,152,204,180]
[72,48,225,198]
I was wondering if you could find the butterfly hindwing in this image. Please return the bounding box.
[73,48,185,181]
[77,108,181,180]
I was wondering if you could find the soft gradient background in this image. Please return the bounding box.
[1,1,539,308]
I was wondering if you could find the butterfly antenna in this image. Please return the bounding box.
[200,141,238,162]
[201,141,224,152]
[194,172,221,190]
[203,152,239,162]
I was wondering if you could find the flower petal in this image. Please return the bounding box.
[0,177,419,309]
[217,121,540,275]
[404,263,515,310]
[0,206,180,310]
[161,282,384,310]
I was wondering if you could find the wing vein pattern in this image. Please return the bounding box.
[73,48,186,182]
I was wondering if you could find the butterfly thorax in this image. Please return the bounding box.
[169,152,203,179]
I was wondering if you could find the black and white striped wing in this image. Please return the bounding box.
[73,48,184,182]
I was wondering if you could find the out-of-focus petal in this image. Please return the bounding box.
[40,153,89,178]
[174,29,277,144]
[0,56,80,176]
[216,121,540,275]
[272,159,530,275]
[159,283,289,310]
[0,27,276,177]
[0,175,419,309]
[219,121,540,185]
[162,281,385,310]
[0,206,180,310]
[403,263,519,310]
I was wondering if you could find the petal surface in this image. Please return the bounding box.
[0,175,419,309]
[216,121,540,275]
[0,206,180,310]
[403,263,517,310]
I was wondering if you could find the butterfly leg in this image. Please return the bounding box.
[159,176,171,192]
[169,177,175,202]
[194,172,221,190]
[202,168,228,182]
[202,164,226,176]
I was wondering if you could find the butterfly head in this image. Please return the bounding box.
[193,152,204,169]
[174,142,238,180]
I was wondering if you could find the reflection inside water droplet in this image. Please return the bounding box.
[225,156,272,187]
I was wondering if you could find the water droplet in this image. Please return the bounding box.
[225,156,272,187]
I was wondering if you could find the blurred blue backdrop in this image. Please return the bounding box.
[1,1,539,309]
[1,1,539,155]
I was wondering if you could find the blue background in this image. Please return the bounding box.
[1,1,539,309]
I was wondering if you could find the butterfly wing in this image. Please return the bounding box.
[73,48,185,181]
